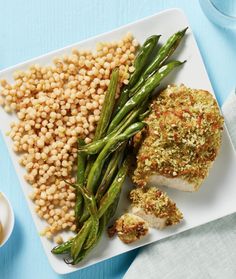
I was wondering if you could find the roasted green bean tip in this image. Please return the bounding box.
[181,27,188,34]
[51,239,73,254]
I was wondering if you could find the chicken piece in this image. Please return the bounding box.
[132,84,224,191]
[108,213,149,244]
[130,187,183,229]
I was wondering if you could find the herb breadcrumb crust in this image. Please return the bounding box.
[130,187,183,228]
[108,213,149,244]
[132,84,224,191]
[108,187,182,244]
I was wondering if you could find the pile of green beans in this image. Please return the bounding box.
[51,28,187,264]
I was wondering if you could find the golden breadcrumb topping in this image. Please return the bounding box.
[130,187,183,226]
[108,213,149,244]
[132,85,224,188]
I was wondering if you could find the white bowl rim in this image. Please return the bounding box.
[0,192,15,247]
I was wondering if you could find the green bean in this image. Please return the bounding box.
[80,139,128,223]
[72,160,128,260]
[78,203,89,224]
[139,108,152,121]
[83,69,119,183]
[80,150,121,223]
[75,184,99,250]
[77,153,123,223]
[71,219,92,260]
[75,139,86,223]
[95,152,121,200]
[98,159,128,217]
[129,35,161,88]
[113,88,129,118]
[77,140,86,183]
[52,160,128,257]
[87,122,145,193]
[129,28,188,96]
[72,194,121,264]
[84,219,99,251]
[84,158,94,179]
[71,184,99,259]
[78,144,125,224]
[113,105,147,133]
[71,215,106,265]
[75,199,84,225]
[105,193,120,223]
[94,68,119,140]
[61,180,93,225]
[51,238,74,254]
[95,144,125,202]
[80,144,121,223]
[108,60,185,133]
[71,193,122,264]
[79,106,143,155]
[76,185,98,221]
[114,35,160,115]
[79,138,110,156]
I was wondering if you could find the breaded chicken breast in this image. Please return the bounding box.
[108,213,149,244]
[132,85,224,191]
[130,187,183,229]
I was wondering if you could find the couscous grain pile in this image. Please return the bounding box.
[0,33,138,242]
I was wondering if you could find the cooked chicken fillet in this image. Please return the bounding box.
[108,213,149,244]
[130,187,183,229]
[132,85,224,191]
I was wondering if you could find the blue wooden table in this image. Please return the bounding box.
[1,1,236,278]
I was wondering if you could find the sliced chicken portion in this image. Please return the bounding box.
[129,187,183,229]
[108,213,149,244]
[148,175,195,192]
[132,84,224,192]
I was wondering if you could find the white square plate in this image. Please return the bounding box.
[1,8,236,275]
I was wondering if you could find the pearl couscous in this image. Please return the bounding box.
[0,33,138,240]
